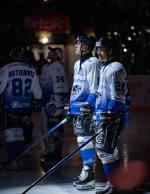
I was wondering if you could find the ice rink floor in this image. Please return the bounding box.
[0,166,106,194]
[1,111,150,194]
[0,163,150,194]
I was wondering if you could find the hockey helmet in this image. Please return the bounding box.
[75,34,96,51]
[96,37,116,49]
[96,36,121,58]
[9,46,28,62]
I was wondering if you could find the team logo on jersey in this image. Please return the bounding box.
[72,85,81,96]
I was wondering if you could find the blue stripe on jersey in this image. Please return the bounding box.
[108,99,126,114]
[70,101,84,115]
[70,93,97,115]
[87,93,97,107]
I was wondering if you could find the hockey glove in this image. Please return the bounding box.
[64,104,72,120]
[96,112,122,133]
[80,103,93,117]
[80,103,93,124]
[44,103,57,117]
[80,103,94,135]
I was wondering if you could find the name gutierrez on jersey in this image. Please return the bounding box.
[8,70,35,78]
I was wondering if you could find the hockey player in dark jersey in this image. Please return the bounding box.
[64,34,101,190]
[94,36,131,194]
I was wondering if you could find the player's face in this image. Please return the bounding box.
[74,42,88,55]
[47,50,55,62]
[74,42,82,55]
[96,47,109,63]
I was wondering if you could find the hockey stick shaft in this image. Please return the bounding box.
[0,118,68,170]
[21,132,98,194]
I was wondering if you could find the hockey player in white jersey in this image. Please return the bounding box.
[64,34,100,190]
[94,37,131,194]
[40,47,68,169]
[0,46,42,168]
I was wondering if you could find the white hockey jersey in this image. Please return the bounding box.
[0,62,42,114]
[70,56,100,114]
[95,61,128,113]
[40,61,68,116]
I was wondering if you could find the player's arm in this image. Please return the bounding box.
[31,72,42,100]
[80,60,100,116]
[86,61,100,106]
[107,67,127,114]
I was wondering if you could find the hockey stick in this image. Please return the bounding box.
[0,118,68,170]
[20,132,99,194]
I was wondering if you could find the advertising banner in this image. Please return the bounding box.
[24,15,70,33]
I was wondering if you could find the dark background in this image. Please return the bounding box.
[0,0,150,74]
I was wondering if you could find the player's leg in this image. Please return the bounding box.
[3,114,25,169]
[95,113,123,194]
[73,115,96,190]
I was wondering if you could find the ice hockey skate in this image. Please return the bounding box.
[73,166,95,190]
[96,181,117,194]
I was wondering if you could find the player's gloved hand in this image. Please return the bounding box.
[94,111,113,133]
[98,111,122,132]
[80,103,93,117]
[64,104,72,120]
[44,103,56,117]
[80,103,94,132]
[100,111,114,121]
